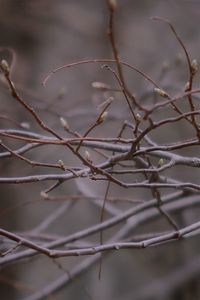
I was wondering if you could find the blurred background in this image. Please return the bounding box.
[1,0,200,299]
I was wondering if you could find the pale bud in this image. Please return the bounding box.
[154,88,169,99]
[85,150,91,162]
[191,59,198,75]
[58,159,65,170]
[20,122,30,129]
[136,113,142,122]
[92,81,110,91]
[60,117,69,131]
[40,191,48,199]
[0,59,9,75]
[98,111,108,124]
[158,158,164,166]
[184,81,190,91]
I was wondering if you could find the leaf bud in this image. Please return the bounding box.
[154,88,169,99]
[60,117,69,131]
[98,111,108,124]
[158,158,164,166]
[0,59,9,75]
[58,159,65,170]
[191,59,198,75]
[85,150,91,162]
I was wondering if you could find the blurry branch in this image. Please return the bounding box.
[21,191,200,300]
[0,191,199,266]
[1,218,200,258]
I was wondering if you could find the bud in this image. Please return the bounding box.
[136,113,142,123]
[191,59,198,75]
[158,158,164,166]
[60,117,69,131]
[154,88,169,99]
[0,59,9,75]
[58,159,65,170]
[20,122,30,129]
[40,191,48,199]
[98,111,108,124]
[85,150,91,162]
[92,81,110,91]
[184,81,190,91]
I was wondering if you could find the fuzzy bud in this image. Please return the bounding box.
[60,117,69,131]
[40,191,48,199]
[154,88,169,99]
[58,159,65,170]
[0,59,9,75]
[158,158,164,166]
[184,81,190,91]
[191,59,198,75]
[98,111,108,124]
[136,113,142,123]
[20,122,30,129]
[85,150,91,162]
[92,81,110,91]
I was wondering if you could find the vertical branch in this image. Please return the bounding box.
[152,17,200,138]
[106,0,139,120]
[107,0,126,89]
